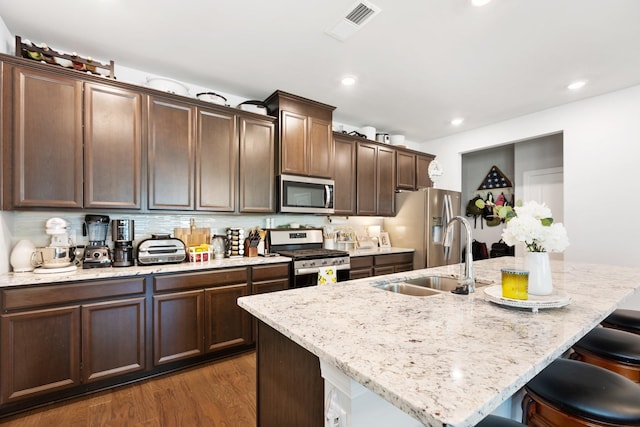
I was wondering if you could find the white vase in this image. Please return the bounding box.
[525,251,553,295]
[10,239,36,273]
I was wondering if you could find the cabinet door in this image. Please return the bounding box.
[280,110,308,175]
[153,290,203,365]
[356,142,377,216]
[204,283,251,353]
[147,96,194,210]
[9,66,83,208]
[396,151,416,190]
[239,116,275,212]
[416,154,434,189]
[308,117,333,178]
[1,306,80,403]
[196,108,237,211]
[333,135,356,215]
[84,83,142,209]
[82,297,145,383]
[377,146,396,216]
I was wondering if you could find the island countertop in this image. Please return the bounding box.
[237,257,640,427]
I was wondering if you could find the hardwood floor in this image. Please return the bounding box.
[0,351,257,427]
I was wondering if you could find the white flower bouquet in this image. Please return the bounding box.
[499,201,569,253]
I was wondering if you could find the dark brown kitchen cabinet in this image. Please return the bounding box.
[239,115,276,213]
[357,141,396,216]
[153,290,204,365]
[416,154,435,189]
[0,305,80,403]
[81,297,146,382]
[84,83,142,209]
[264,90,335,179]
[252,263,290,294]
[4,64,83,208]
[152,268,251,365]
[349,256,374,279]
[349,252,414,279]
[333,133,357,215]
[147,96,195,210]
[396,150,417,190]
[0,277,145,405]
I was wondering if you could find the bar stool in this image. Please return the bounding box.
[602,309,640,335]
[571,326,640,383]
[523,358,640,426]
[476,414,525,426]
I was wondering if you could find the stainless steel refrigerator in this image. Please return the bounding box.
[384,188,462,269]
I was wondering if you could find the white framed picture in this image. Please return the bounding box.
[379,231,391,248]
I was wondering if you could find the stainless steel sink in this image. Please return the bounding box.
[373,283,440,297]
[403,275,494,291]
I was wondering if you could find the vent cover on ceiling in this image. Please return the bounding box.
[325,1,381,42]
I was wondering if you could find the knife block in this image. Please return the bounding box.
[244,240,258,257]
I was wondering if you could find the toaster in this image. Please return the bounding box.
[137,234,186,265]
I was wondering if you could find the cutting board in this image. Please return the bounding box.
[174,224,210,246]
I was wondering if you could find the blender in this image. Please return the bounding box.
[82,214,112,268]
[112,219,135,267]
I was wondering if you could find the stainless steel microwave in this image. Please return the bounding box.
[278,174,335,214]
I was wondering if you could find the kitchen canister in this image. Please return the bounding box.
[359,126,376,140]
[376,133,390,144]
[390,134,406,146]
[10,239,36,272]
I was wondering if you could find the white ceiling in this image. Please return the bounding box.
[1,0,640,142]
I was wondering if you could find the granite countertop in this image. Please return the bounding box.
[238,257,640,427]
[348,247,414,257]
[0,255,292,288]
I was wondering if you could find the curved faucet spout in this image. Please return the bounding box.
[444,216,475,292]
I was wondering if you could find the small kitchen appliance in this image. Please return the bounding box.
[137,234,186,265]
[267,228,350,288]
[31,217,77,272]
[82,214,112,268]
[112,219,135,267]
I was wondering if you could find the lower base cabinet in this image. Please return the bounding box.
[350,252,414,279]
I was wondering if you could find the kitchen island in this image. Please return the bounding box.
[238,257,640,427]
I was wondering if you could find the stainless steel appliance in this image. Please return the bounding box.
[384,188,462,269]
[82,214,112,268]
[112,219,135,267]
[268,228,350,288]
[137,234,186,265]
[278,174,335,214]
[31,217,76,271]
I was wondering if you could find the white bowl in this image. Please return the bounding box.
[390,134,406,145]
[197,92,227,105]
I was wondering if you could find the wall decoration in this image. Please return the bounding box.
[379,232,391,248]
[477,165,512,190]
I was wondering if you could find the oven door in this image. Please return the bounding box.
[279,174,334,214]
[292,268,350,288]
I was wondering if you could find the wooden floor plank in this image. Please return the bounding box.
[0,352,256,427]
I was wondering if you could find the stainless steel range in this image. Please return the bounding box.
[268,228,350,288]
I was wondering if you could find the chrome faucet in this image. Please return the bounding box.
[443,216,475,293]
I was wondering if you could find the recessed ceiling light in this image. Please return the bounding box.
[341,75,358,86]
[567,80,587,90]
[451,117,464,126]
[471,0,491,6]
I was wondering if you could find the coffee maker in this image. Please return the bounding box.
[112,219,135,267]
[82,214,112,268]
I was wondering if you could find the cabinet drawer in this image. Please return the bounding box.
[1,278,145,311]
[374,253,413,267]
[350,269,373,280]
[350,256,373,269]
[253,279,289,295]
[154,268,248,292]
[252,263,290,282]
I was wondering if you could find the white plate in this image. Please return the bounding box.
[483,285,570,312]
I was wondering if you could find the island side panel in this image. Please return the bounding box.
[257,320,324,427]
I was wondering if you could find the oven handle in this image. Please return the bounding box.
[295,264,351,275]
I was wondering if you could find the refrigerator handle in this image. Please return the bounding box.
[443,194,453,259]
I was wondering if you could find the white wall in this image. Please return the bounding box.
[419,85,640,268]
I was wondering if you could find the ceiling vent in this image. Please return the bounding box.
[325,1,381,42]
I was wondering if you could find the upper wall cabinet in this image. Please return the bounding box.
[396,149,435,190]
[2,61,142,210]
[356,140,396,216]
[264,90,335,179]
[333,133,357,216]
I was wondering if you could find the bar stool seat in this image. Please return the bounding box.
[523,358,640,426]
[571,327,640,382]
[476,414,525,426]
[602,309,640,335]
